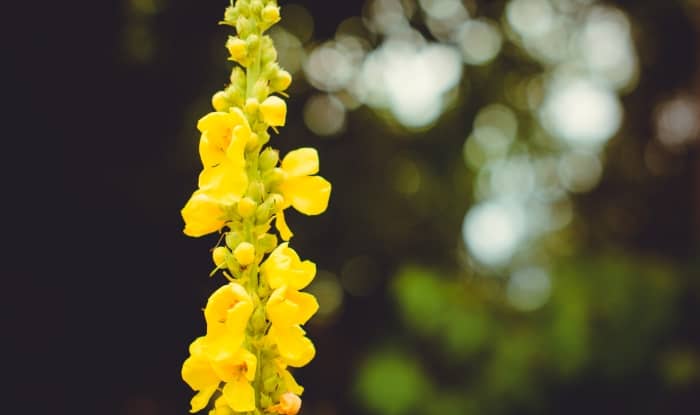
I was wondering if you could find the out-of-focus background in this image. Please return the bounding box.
[15,0,700,414]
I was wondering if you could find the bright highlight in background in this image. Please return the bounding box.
[540,77,623,148]
[462,200,526,267]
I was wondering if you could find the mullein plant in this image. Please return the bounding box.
[179,1,331,414]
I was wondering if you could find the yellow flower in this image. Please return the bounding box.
[204,283,254,341]
[197,109,250,169]
[260,243,316,290]
[273,148,331,240]
[212,347,258,412]
[197,109,250,202]
[266,285,319,327]
[268,325,315,367]
[260,96,287,126]
[181,189,227,237]
[181,337,220,413]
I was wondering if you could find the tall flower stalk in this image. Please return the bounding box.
[180,1,331,414]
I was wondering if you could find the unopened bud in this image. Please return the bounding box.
[212,246,229,268]
[263,167,286,188]
[236,16,252,38]
[246,132,260,150]
[244,97,259,116]
[223,6,237,23]
[237,197,257,218]
[247,180,266,202]
[257,233,278,254]
[225,231,244,250]
[259,147,280,170]
[260,96,287,127]
[253,79,270,101]
[261,5,281,24]
[233,242,256,266]
[226,36,247,62]
[251,0,264,14]
[230,67,246,88]
[251,305,267,332]
[246,34,260,50]
[261,44,278,64]
[212,91,229,111]
[269,393,301,415]
[270,69,292,92]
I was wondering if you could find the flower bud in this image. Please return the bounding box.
[225,231,244,250]
[270,69,292,92]
[260,96,287,127]
[211,91,229,111]
[260,394,273,409]
[247,180,266,202]
[233,242,256,266]
[244,97,259,115]
[269,393,301,415]
[259,147,279,171]
[261,44,278,65]
[223,6,237,24]
[246,34,260,51]
[236,16,252,38]
[212,246,229,268]
[230,67,246,88]
[261,5,281,25]
[237,197,257,218]
[251,0,264,14]
[226,36,247,63]
[251,304,267,332]
[246,132,260,151]
[253,79,270,101]
[257,232,278,253]
[263,167,286,189]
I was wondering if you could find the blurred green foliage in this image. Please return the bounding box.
[354,254,690,414]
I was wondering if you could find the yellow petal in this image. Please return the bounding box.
[182,341,219,391]
[261,243,316,290]
[182,190,226,237]
[210,347,256,383]
[227,125,249,164]
[190,385,218,413]
[267,286,319,326]
[240,348,257,382]
[275,209,293,241]
[279,176,331,216]
[281,148,319,177]
[204,283,253,337]
[199,133,225,168]
[269,325,316,368]
[197,112,235,146]
[223,378,256,412]
[198,160,248,204]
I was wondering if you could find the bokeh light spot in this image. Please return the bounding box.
[540,77,622,148]
[462,200,526,267]
[454,19,503,65]
[303,94,347,137]
[507,266,552,311]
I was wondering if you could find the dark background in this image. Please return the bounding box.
[8,0,700,414]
